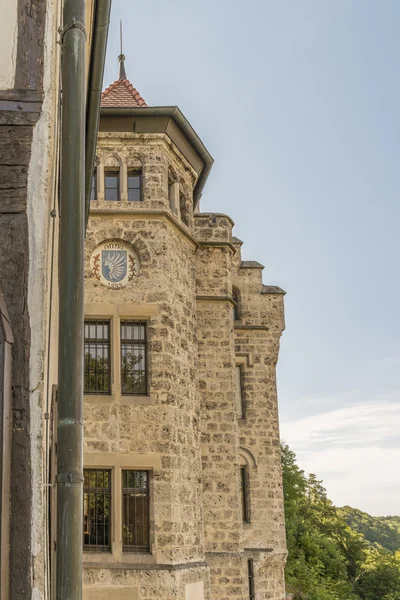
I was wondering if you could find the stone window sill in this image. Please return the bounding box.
[84,394,154,406]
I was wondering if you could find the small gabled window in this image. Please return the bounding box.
[90,170,97,201]
[105,171,120,201]
[128,171,142,201]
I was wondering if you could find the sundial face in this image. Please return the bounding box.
[90,241,139,288]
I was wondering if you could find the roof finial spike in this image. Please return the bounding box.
[118,20,126,80]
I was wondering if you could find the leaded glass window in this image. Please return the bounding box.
[83,468,111,552]
[84,320,111,394]
[120,321,147,395]
[122,470,150,552]
[128,172,141,201]
[105,171,120,201]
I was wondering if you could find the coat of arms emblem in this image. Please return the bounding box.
[90,241,139,288]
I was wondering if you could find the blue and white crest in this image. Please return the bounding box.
[101,250,127,282]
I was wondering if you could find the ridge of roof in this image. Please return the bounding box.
[101,78,147,108]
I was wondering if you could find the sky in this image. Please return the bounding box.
[103,1,400,516]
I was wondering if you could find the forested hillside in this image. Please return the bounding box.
[339,506,400,553]
[281,444,400,600]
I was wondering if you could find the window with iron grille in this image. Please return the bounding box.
[84,320,111,394]
[83,468,111,552]
[105,170,120,201]
[128,171,142,201]
[120,321,147,395]
[122,470,150,552]
[248,559,255,600]
[241,466,250,523]
[90,170,97,201]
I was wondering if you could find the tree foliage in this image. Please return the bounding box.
[281,443,400,600]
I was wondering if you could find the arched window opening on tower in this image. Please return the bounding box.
[232,287,241,320]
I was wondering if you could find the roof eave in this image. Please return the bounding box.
[100,105,214,207]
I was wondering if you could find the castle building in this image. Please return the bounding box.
[82,58,287,600]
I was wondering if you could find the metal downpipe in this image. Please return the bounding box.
[57,0,86,598]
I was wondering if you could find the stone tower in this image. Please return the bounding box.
[83,59,287,600]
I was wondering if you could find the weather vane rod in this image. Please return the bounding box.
[118,19,126,80]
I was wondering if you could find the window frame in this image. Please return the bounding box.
[83,468,112,553]
[232,287,241,320]
[120,320,148,396]
[121,469,150,553]
[241,465,251,523]
[247,559,255,600]
[127,170,142,202]
[235,363,245,419]
[104,170,120,201]
[84,319,112,395]
[90,169,97,201]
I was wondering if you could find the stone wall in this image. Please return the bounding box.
[83,128,287,599]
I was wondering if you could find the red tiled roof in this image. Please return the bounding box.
[101,78,147,108]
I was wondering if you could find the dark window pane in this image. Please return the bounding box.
[84,319,111,394]
[128,187,141,201]
[83,468,111,552]
[105,172,120,201]
[248,559,255,600]
[241,466,250,523]
[120,321,147,395]
[128,172,142,202]
[122,469,150,552]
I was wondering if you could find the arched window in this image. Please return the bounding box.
[239,455,251,523]
[232,287,241,320]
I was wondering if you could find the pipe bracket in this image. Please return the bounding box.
[59,19,87,42]
[56,472,84,486]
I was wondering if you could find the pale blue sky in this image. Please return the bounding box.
[103,1,400,515]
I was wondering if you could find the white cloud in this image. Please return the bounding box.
[281,401,400,516]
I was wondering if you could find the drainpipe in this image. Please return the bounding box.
[85,0,112,226]
[57,0,86,598]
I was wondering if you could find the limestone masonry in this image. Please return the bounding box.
[82,70,287,600]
